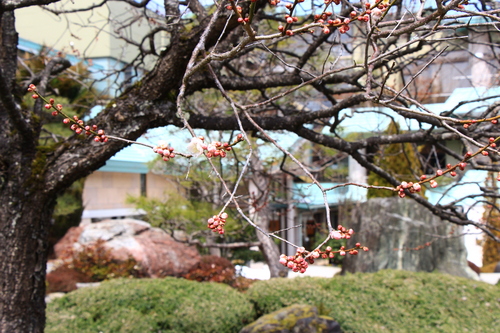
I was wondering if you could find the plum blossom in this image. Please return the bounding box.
[187,137,205,156]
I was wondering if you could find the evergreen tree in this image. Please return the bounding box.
[367,122,424,198]
[482,173,500,270]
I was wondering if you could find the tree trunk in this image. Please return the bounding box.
[0,8,54,331]
[0,164,55,332]
[254,213,288,278]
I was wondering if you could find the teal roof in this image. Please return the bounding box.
[293,182,367,209]
[100,143,155,173]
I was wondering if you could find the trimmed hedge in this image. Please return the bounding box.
[246,270,500,333]
[46,277,254,333]
[46,270,500,333]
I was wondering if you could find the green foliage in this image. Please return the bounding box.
[50,179,85,243]
[46,277,255,333]
[367,122,424,198]
[482,173,500,268]
[127,192,212,234]
[230,247,264,264]
[246,270,500,332]
[46,270,500,332]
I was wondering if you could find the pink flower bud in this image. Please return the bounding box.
[330,230,342,240]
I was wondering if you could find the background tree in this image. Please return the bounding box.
[482,173,500,271]
[2,0,500,332]
[367,121,424,198]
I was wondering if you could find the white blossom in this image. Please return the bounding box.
[187,137,205,156]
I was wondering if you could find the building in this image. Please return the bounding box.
[17,1,174,222]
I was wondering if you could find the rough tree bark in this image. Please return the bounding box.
[2,0,500,331]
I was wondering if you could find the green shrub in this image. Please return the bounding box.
[246,270,500,333]
[46,277,255,333]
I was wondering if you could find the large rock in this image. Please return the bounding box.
[54,219,201,277]
[342,198,478,280]
[240,304,342,333]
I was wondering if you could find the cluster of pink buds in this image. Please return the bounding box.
[324,0,341,4]
[398,143,498,195]
[330,224,354,240]
[279,247,310,273]
[188,134,243,158]
[28,84,108,143]
[27,83,37,92]
[153,141,175,161]
[225,4,242,12]
[207,212,228,235]
[319,243,368,259]
[65,116,108,142]
[396,181,422,198]
[279,239,368,273]
[350,10,370,23]
[206,141,231,158]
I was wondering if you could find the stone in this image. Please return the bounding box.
[45,292,66,304]
[342,198,478,280]
[53,219,201,277]
[53,226,82,258]
[239,304,342,333]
